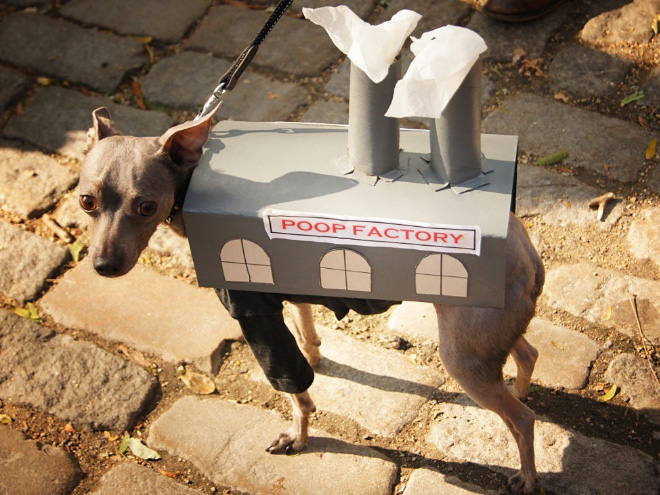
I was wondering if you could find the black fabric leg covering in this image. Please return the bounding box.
[237,314,314,394]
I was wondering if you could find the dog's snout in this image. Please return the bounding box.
[93,256,123,277]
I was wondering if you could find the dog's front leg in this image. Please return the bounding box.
[289,303,322,367]
[266,391,316,454]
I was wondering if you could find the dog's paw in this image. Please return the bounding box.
[266,433,306,455]
[506,470,538,494]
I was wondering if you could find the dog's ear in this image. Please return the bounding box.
[87,107,121,150]
[159,103,222,169]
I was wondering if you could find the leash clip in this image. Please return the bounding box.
[197,81,227,120]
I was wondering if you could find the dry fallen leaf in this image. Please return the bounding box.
[179,370,216,395]
[638,115,649,128]
[598,384,618,402]
[553,91,570,103]
[104,432,120,442]
[603,304,612,321]
[131,80,146,110]
[159,469,181,479]
[127,438,161,460]
[512,47,528,63]
[550,340,564,350]
[645,138,657,160]
[64,423,75,433]
[0,414,12,425]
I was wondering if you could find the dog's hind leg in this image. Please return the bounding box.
[510,336,538,398]
[266,391,317,454]
[438,344,538,495]
[289,302,322,367]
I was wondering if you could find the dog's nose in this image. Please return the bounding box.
[93,256,122,277]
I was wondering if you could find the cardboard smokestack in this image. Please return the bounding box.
[347,59,401,176]
[429,58,482,185]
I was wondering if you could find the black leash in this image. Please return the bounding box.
[197,0,294,119]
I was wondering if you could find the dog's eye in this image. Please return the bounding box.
[137,201,157,217]
[79,195,98,212]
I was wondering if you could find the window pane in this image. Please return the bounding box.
[345,250,370,273]
[243,240,271,265]
[346,271,371,292]
[320,249,345,269]
[220,239,245,263]
[442,276,468,297]
[442,255,468,278]
[320,267,347,290]
[416,274,441,295]
[417,254,441,275]
[248,264,274,284]
[222,262,250,282]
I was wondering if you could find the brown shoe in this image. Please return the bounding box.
[481,0,566,22]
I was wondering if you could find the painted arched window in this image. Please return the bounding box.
[220,239,274,284]
[320,249,371,292]
[416,254,468,297]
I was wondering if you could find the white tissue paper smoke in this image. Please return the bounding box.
[303,6,421,83]
[385,26,487,119]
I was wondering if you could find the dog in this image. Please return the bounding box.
[79,105,545,495]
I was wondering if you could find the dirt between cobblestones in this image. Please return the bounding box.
[0,1,659,494]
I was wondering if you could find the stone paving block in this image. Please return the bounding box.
[0,65,30,111]
[642,65,660,104]
[142,51,308,120]
[0,221,69,303]
[90,462,203,495]
[376,0,473,38]
[251,325,445,437]
[387,301,438,342]
[0,427,83,495]
[0,140,77,219]
[402,468,495,495]
[60,0,211,43]
[503,318,598,390]
[428,396,660,495]
[4,86,173,161]
[606,353,660,426]
[581,0,660,45]
[0,13,146,93]
[516,163,624,228]
[467,4,569,61]
[290,0,378,19]
[543,262,660,344]
[187,5,340,77]
[482,94,651,183]
[54,188,89,231]
[148,396,399,495]
[548,44,632,98]
[0,0,50,4]
[0,310,158,431]
[40,259,242,373]
[651,165,660,195]
[147,226,195,269]
[325,60,350,99]
[299,100,348,124]
[627,207,660,267]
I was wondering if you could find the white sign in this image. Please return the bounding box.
[263,209,481,255]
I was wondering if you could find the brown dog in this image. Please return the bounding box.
[79,106,544,494]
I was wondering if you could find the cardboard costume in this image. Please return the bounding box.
[183,11,518,393]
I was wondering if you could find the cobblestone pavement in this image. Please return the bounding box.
[1,0,659,494]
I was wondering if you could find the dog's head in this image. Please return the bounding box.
[79,105,220,277]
